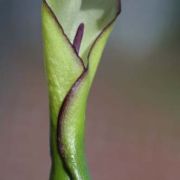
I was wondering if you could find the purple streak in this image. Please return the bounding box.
[73,23,84,54]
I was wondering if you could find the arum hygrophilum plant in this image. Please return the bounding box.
[42,0,121,179]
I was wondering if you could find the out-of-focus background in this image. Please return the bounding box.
[0,0,180,179]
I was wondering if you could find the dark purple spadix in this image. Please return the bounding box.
[73,23,84,54]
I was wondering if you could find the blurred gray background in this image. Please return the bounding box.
[0,0,180,179]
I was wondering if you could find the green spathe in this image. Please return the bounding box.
[42,0,120,179]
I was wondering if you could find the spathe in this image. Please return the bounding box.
[42,0,121,179]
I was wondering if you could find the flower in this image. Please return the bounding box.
[42,0,121,179]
